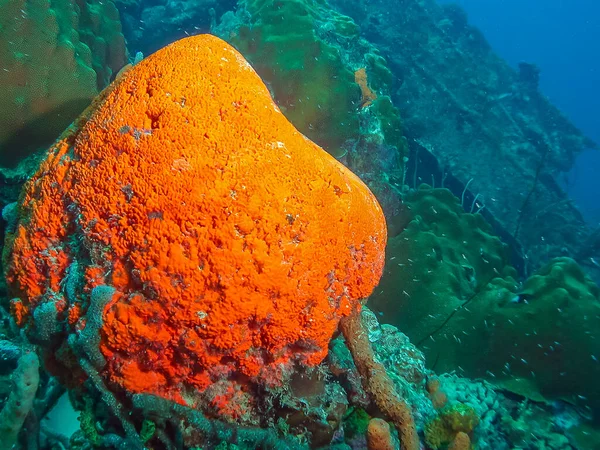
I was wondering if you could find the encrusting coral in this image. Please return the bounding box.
[3,34,387,423]
[424,403,479,449]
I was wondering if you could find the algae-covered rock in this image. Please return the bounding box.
[480,257,600,409]
[369,185,600,419]
[228,0,360,157]
[0,0,127,168]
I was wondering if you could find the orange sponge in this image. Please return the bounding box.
[5,35,387,410]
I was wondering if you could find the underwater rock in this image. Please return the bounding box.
[0,0,127,169]
[3,33,386,428]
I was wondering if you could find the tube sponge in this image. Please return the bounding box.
[0,352,40,447]
[4,34,387,417]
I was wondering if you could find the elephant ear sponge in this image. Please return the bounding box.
[4,35,387,408]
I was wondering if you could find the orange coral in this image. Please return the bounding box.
[355,67,377,108]
[5,35,387,414]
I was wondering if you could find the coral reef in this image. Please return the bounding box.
[1,0,599,447]
[477,258,600,412]
[368,185,514,345]
[369,185,600,421]
[1,256,594,448]
[430,256,600,418]
[0,0,127,168]
[330,307,435,426]
[440,373,589,449]
[3,33,387,432]
[329,0,596,273]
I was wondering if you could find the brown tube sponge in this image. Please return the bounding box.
[340,310,419,450]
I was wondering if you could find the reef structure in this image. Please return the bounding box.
[329,0,597,271]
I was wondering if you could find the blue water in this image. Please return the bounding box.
[440,0,600,225]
